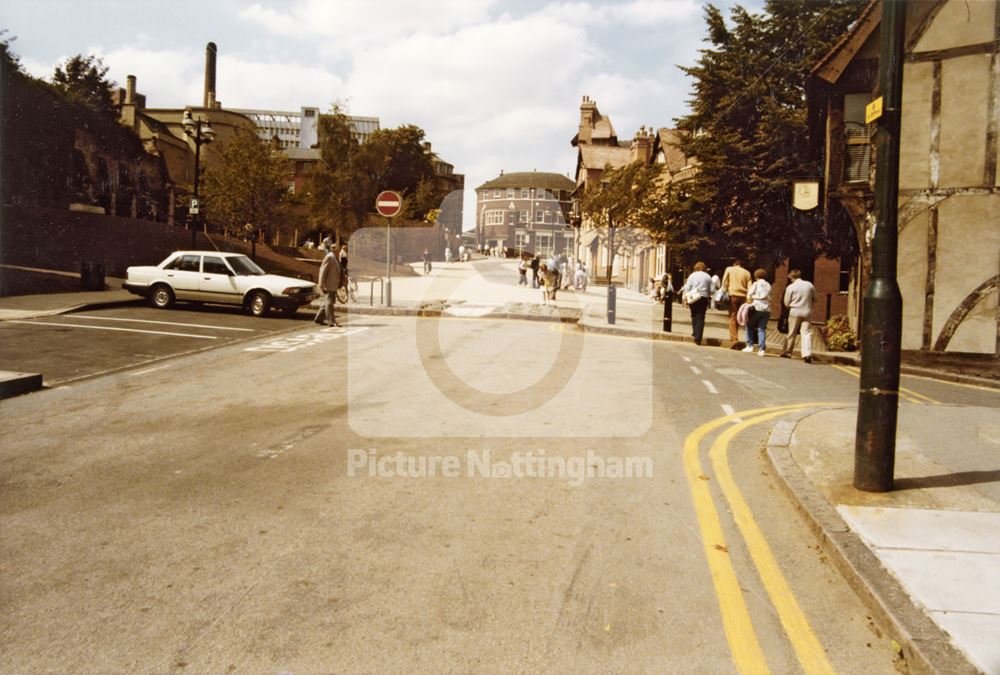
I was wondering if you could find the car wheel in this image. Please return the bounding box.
[247,290,271,317]
[150,283,174,309]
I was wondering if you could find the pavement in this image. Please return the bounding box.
[3,257,999,673]
[768,404,1000,675]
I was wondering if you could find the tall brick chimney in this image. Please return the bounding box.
[578,95,597,145]
[204,42,217,109]
[631,126,653,164]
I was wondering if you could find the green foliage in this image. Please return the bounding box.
[308,105,438,237]
[202,126,289,236]
[672,1,864,265]
[52,54,116,119]
[823,314,857,351]
[1,43,148,209]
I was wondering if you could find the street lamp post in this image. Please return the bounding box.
[606,213,616,325]
[854,0,906,492]
[182,109,215,249]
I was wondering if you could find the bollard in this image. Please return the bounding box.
[663,291,673,332]
[607,284,616,325]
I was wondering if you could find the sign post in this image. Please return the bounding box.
[375,191,403,307]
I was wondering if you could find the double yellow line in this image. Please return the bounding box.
[684,403,838,674]
[831,365,940,405]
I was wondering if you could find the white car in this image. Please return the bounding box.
[124,251,317,317]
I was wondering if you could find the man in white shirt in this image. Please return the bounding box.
[780,269,817,363]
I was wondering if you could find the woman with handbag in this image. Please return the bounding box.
[742,268,772,356]
[681,262,713,345]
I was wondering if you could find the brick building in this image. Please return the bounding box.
[475,171,576,256]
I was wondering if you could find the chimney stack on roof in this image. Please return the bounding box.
[125,75,136,105]
[204,42,217,109]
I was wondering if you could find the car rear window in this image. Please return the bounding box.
[177,255,201,272]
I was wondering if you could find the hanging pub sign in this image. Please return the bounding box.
[792,179,820,211]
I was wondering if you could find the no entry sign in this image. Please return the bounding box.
[375,191,403,218]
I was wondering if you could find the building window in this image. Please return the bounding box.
[515,232,530,251]
[844,92,872,183]
[520,188,529,199]
[508,210,519,224]
[481,192,487,201]
[493,190,501,198]
[839,257,851,293]
[536,233,553,256]
[543,211,552,224]
[520,209,529,223]
[535,210,544,223]
[507,188,515,199]
[484,210,504,225]
[536,189,547,201]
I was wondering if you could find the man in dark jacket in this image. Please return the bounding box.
[314,244,343,327]
[530,255,540,289]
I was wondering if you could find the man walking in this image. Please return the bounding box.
[314,243,343,328]
[780,269,817,362]
[720,259,752,346]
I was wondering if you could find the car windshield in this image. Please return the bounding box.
[227,255,266,276]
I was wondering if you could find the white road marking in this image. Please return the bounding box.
[129,364,172,377]
[681,356,692,362]
[245,326,369,353]
[690,366,702,375]
[702,379,719,394]
[8,320,217,340]
[720,403,743,422]
[73,315,255,331]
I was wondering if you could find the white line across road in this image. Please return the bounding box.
[72,315,255,331]
[702,379,719,394]
[690,366,702,375]
[7,320,217,340]
[245,326,369,353]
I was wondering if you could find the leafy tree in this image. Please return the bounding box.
[52,54,116,118]
[308,109,438,238]
[672,1,864,266]
[309,104,365,237]
[201,126,289,237]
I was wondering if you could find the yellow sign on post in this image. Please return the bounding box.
[865,96,883,124]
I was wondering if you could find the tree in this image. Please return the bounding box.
[672,1,864,266]
[308,109,438,238]
[52,55,116,118]
[201,126,289,238]
[309,105,365,237]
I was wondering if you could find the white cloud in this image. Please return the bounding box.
[532,0,699,27]
[240,0,499,51]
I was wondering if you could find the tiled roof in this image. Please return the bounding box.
[477,171,575,191]
[655,129,691,174]
[579,144,632,171]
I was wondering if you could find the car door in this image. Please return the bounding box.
[162,254,202,300]
[199,255,241,305]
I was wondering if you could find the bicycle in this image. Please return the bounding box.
[336,274,359,303]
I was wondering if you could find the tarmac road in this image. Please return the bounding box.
[0,303,329,386]
[1,313,993,672]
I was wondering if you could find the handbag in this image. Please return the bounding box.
[777,311,789,334]
[684,289,701,304]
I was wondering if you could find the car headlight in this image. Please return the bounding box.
[282,286,310,295]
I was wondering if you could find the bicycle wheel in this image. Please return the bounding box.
[348,281,359,303]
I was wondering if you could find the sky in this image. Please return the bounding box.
[4,0,760,230]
